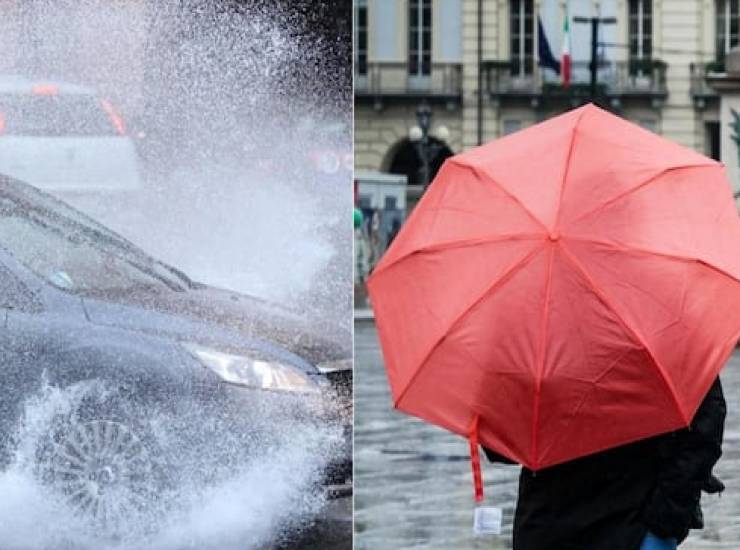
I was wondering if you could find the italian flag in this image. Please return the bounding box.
[561,14,571,89]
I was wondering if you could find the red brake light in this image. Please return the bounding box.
[100,98,126,136]
[32,84,59,96]
[310,150,340,174]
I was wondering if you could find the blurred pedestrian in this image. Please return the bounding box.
[387,218,401,247]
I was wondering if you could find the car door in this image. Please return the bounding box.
[0,262,46,465]
[0,262,44,345]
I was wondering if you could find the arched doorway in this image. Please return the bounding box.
[385,137,454,186]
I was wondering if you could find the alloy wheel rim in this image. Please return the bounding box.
[48,420,156,524]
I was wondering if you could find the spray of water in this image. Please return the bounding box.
[0,0,351,544]
[0,0,352,328]
[0,378,343,549]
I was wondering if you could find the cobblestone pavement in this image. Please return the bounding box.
[354,321,740,550]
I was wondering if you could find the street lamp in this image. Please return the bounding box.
[409,103,449,188]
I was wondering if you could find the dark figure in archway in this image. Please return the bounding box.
[388,137,453,186]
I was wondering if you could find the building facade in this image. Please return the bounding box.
[355,0,733,194]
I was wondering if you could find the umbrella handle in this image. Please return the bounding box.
[469,414,484,502]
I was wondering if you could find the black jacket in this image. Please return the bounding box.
[484,378,726,550]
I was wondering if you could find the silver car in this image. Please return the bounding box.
[0,75,142,197]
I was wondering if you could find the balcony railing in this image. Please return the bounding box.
[355,61,463,105]
[483,59,667,102]
[690,61,722,105]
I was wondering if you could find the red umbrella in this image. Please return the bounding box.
[368,104,740,490]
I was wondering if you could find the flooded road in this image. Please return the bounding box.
[354,321,740,549]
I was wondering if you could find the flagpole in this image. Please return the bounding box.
[534,1,540,92]
[590,16,598,99]
[477,0,483,145]
[573,13,616,102]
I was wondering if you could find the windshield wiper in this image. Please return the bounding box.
[58,218,189,291]
[156,262,197,290]
[3,194,192,292]
[23,210,186,292]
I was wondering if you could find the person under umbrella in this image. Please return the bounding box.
[368,104,740,550]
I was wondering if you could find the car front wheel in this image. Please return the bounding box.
[35,390,173,533]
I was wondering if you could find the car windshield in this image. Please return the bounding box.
[0,191,187,294]
[0,93,116,137]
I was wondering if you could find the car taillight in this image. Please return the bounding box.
[32,84,59,96]
[311,150,340,174]
[100,99,126,135]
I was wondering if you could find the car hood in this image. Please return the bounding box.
[80,284,351,367]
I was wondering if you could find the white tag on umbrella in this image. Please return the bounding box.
[473,506,502,535]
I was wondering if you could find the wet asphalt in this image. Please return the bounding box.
[354,321,740,549]
[276,495,352,550]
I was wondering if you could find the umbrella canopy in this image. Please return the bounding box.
[368,104,740,472]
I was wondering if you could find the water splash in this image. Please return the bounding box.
[0,2,350,544]
[0,379,343,549]
[1,0,352,330]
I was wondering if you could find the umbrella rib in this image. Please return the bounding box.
[398,233,543,256]
[559,244,689,426]
[564,236,740,284]
[535,346,638,465]
[530,244,555,470]
[553,108,586,229]
[371,233,544,278]
[424,204,529,223]
[564,162,718,230]
[393,243,546,409]
[457,159,549,233]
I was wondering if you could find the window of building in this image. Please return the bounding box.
[510,0,534,76]
[409,0,432,77]
[638,119,657,133]
[628,0,652,64]
[356,0,368,76]
[717,0,740,61]
[503,119,522,135]
[439,0,462,61]
[706,121,721,161]
[358,194,372,210]
[374,0,399,61]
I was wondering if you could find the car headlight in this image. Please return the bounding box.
[182,343,320,394]
[316,358,352,374]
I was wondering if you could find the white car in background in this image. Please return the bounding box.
[0,76,142,198]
